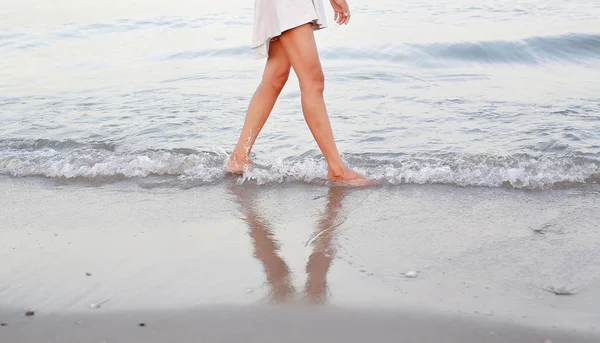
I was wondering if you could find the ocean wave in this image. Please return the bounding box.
[163,32,600,66]
[1,139,598,189]
[326,32,600,65]
[5,21,599,66]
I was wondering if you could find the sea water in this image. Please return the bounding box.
[1,0,599,189]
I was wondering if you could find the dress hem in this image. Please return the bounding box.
[252,17,327,60]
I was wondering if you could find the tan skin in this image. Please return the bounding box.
[226,0,367,184]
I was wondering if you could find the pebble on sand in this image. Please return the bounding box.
[404,271,418,278]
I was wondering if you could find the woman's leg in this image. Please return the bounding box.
[278,23,365,181]
[226,39,291,174]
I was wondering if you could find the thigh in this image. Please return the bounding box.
[278,23,323,83]
[262,38,292,81]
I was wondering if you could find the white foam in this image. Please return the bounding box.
[0,147,227,182]
[0,146,598,189]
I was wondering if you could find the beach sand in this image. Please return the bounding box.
[2,305,598,343]
[1,177,599,342]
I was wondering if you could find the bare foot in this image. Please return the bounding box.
[328,168,378,187]
[226,154,251,175]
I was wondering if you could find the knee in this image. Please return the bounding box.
[299,66,325,94]
[264,67,290,94]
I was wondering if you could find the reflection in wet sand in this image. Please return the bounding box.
[230,185,347,304]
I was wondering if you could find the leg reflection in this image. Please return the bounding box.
[229,184,347,305]
[304,186,347,304]
[229,185,295,303]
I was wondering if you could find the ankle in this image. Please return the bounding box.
[327,162,346,177]
[230,150,250,161]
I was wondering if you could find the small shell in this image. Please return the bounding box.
[89,299,111,309]
[543,286,577,296]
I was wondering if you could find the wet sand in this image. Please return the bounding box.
[2,305,599,343]
[1,177,599,342]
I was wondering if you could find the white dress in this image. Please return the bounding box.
[252,0,328,59]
